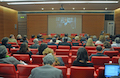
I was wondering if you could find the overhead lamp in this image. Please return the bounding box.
[7,1,119,5]
[41,8,44,10]
[52,8,54,10]
[83,8,85,10]
[105,8,108,10]
[73,8,75,10]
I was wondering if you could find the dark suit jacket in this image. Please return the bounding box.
[58,42,71,49]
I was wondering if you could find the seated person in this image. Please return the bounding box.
[20,35,29,43]
[58,37,71,49]
[43,48,64,66]
[48,38,58,46]
[29,35,35,41]
[102,41,114,53]
[72,47,93,67]
[50,35,61,44]
[8,34,18,44]
[37,34,43,41]
[1,37,13,51]
[105,35,111,42]
[111,37,120,47]
[36,43,48,55]
[29,53,63,78]
[92,35,98,41]
[46,34,52,40]
[89,45,107,61]
[29,39,39,49]
[80,37,87,44]
[0,46,22,70]
[86,38,95,46]
[72,36,80,46]
[16,34,22,41]
[62,34,71,42]
[95,35,105,44]
[17,43,33,58]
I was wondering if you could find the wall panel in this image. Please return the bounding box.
[0,6,18,40]
[115,8,120,35]
[27,15,48,38]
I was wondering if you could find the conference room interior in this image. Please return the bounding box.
[0,0,120,78]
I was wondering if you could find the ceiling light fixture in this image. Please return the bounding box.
[105,8,108,10]
[52,8,54,10]
[41,8,44,10]
[73,8,75,10]
[7,1,119,5]
[83,8,85,10]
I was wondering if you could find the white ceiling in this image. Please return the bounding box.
[0,0,120,11]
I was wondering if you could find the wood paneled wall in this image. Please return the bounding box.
[82,14,105,37]
[115,8,120,35]
[27,15,48,39]
[27,13,104,38]
[0,6,18,40]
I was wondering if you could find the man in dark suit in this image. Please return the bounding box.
[89,45,107,61]
[29,53,63,78]
[58,37,71,49]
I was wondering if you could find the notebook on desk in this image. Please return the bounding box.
[104,63,120,78]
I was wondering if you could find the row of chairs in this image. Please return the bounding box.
[12,54,120,68]
[0,64,105,78]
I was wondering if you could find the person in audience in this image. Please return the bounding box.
[29,35,35,41]
[111,37,120,47]
[58,37,71,49]
[47,38,58,46]
[43,48,64,66]
[86,38,95,46]
[80,37,87,43]
[102,41,113,53]
[1,37,13,51]
[36,43,48,55]
[0,46,22,70]
[105,35,110,42]
[95,35,105,44]
[8,34,18,44]
[29,38,39,49]
[72,36,80,46]
[50,35,61,44]
[16,34,22,40]
[20,35,29,43]
[57,34,62,40]
[17,43,33,57]
[62,34,71,42]
[72,47,93,67]
[46,34,52,39]
[89,45,107,61]
[92,35,98,41]
[29,53,63,78]
[37,34,43,41]
[75,36,80,41]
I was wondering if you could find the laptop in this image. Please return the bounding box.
[104,63,120,78]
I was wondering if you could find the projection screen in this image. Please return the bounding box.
[48,15,82,35]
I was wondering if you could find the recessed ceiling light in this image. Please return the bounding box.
[105,8,107,10]
[73,8,75,10]
[52,8,54,10]
[83,8,85,10]
[41,8,44,10]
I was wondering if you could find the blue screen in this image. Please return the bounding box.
[105,65,120,77]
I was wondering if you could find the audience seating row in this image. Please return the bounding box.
[0,64,106,78]
[12,54,120,68]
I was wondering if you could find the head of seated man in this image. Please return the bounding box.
[63,37,68,42]
[96,45,103,52]
[65,34,68,37]
[9,34,15,39]
[52,38,56,43]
